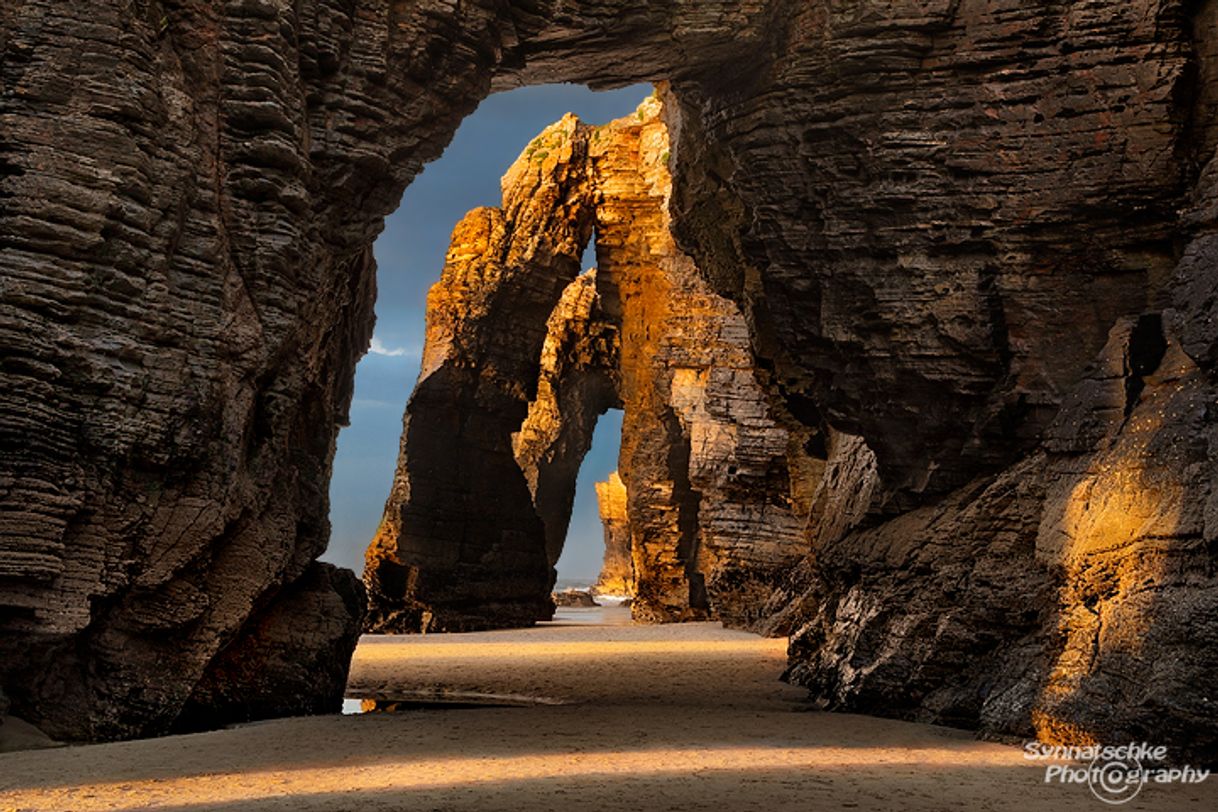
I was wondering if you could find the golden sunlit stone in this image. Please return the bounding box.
[366,93,819,632]
[1030,323,1205,747]
[594,471,634,596]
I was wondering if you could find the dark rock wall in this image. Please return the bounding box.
[174,561,364,732]
[0,1,396,739]
[672,0,1195,508]
[664,0,1218,758]
[0,0,581,739]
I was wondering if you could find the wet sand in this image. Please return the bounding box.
[1,607,1211,811]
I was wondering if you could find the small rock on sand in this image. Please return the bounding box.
[552,589,599,607]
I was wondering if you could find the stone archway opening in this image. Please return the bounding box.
[0,3,830,743]
[361,89,822,636]
[322,84,649,582]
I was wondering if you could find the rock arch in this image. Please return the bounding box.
[512,269,622,574]
[364,97,817,632]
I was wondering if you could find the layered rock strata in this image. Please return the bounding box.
[668,0,1218,761]
[367,98,816,631]
[173,562,364,732]
[0,0,1215,761]
[720,3,1218,762]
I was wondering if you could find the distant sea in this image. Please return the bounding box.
[554,578,596,591]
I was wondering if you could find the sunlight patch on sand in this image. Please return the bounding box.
[351,637,785,662]
[7,744,1028,812]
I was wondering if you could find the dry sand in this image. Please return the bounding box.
[1,607,1212,811]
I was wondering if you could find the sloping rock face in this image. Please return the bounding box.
[1030,320,1218,758]
[367,98,816,631]
[783,317,1218,761]
[2,0,1216,760]
[593,472,634,596]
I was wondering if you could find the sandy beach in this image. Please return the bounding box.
[0,608,1211,811]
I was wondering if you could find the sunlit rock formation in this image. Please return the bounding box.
[1033,316,1217,755]
[363,115,596,633]
[589,97,816,624]
[593,472,633,596]
[782,316,1218,763]
[513,270,621,569]
[366,97,815,631]
[2,0,1216,762]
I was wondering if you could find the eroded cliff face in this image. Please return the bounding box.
[669,1,1198,512]
[663,0,1218,760]
[366,98,815,630]
[513,269,621,568]
[363,114,595,633]
[0,0,383,739]
[1,0,1216,760]
[588,97,817,625]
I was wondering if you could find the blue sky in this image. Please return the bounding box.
[322,84,649,582]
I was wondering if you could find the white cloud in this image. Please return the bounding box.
[369,336,418,358]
